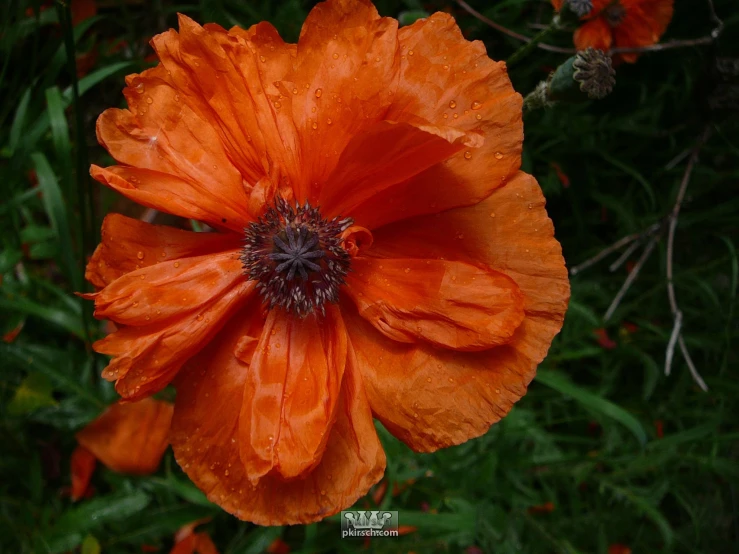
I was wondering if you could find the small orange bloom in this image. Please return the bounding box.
[86,0,569,524]
[552,0,674,62]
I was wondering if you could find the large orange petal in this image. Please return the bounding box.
[351,172,569,451]
[96,63,249,227]
[170,307,385,525]
[238,306,347,483]
[344,257,524,351]
[85,214,241,290]
[90,165,251,231]
[75,398,174,474]
[344,12,522,229]
[573,17,614,51]
[318,121,480,219]
[151,15,300,199]
[288,0,401,201]
[90,251,253,399]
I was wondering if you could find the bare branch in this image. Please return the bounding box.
[570,222,660,276]
[609,238,644,272]
[679,336,709,392]
[665,311,682,376]
[454,0,576,54]
[604,234,660,322]
[664,126,712,389]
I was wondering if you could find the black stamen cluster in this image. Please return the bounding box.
[241,197,353,317]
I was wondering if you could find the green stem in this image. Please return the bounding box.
[56,1,94,346]
[507,16,561,67]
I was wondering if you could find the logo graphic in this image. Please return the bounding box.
[340,510,399,538]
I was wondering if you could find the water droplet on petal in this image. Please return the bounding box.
[197,314,204,321]
[332,53,339,60]
[464,151,472,160]
[312,121,318,130]
[174,262,180,268]
[471,100,482,110]
[315,88,322,98]
[453,113,459,119]
[495,152,503,160]
[408,50,414,56]
[259,55,266,62]
[292,87,298,94]
[327,118,332,125]
[137,251,144,259]
[449,100,457,109]
[274,101,281,109]
[404,267,411,273]
[476,114,482,120]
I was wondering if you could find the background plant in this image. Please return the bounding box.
[1,0,737,552]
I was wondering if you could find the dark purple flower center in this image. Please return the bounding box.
[241,197,353,317]
[603,1,626,27]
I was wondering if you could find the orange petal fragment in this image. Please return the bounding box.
[345,257,524,351]
[75,398,173,474]
[70,445,97,501]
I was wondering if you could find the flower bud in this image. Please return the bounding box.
[548,48,616,102]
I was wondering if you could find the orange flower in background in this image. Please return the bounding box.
[71,398,173,499]
[85,0,569,524]
[170,520,219,554]
[552,0,674,63]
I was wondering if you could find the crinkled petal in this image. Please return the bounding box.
[96,64,248,223]
[347,12,522,229]
[238,306,347,483]
[288,0,401,201]
[86,214,241,290]
[90,251,252,399]
[75,398,174,474]
[344,257,524,351]
[319,121,480,219]
[352,172,569,451]
[171,304,385,525]
[151,15,300,194]
[90,165,251,231]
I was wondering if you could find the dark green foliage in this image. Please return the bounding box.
[1,0,737,552]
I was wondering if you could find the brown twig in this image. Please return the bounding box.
[604,233,660,322]
[454,0,576,54]
[664,127,712,390]
[569,222,661,276]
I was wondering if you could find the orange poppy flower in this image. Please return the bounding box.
[71,398,173,499]
[85,0,569,524]
[552,0,674,63]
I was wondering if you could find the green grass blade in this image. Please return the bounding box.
[537,369,648,445]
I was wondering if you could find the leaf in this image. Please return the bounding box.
[44,490,151,553]
[8,372,57,415]
[31,151,82,291]
[536,369,648,445]
[80,535,101,554]
[8,87,31,154]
